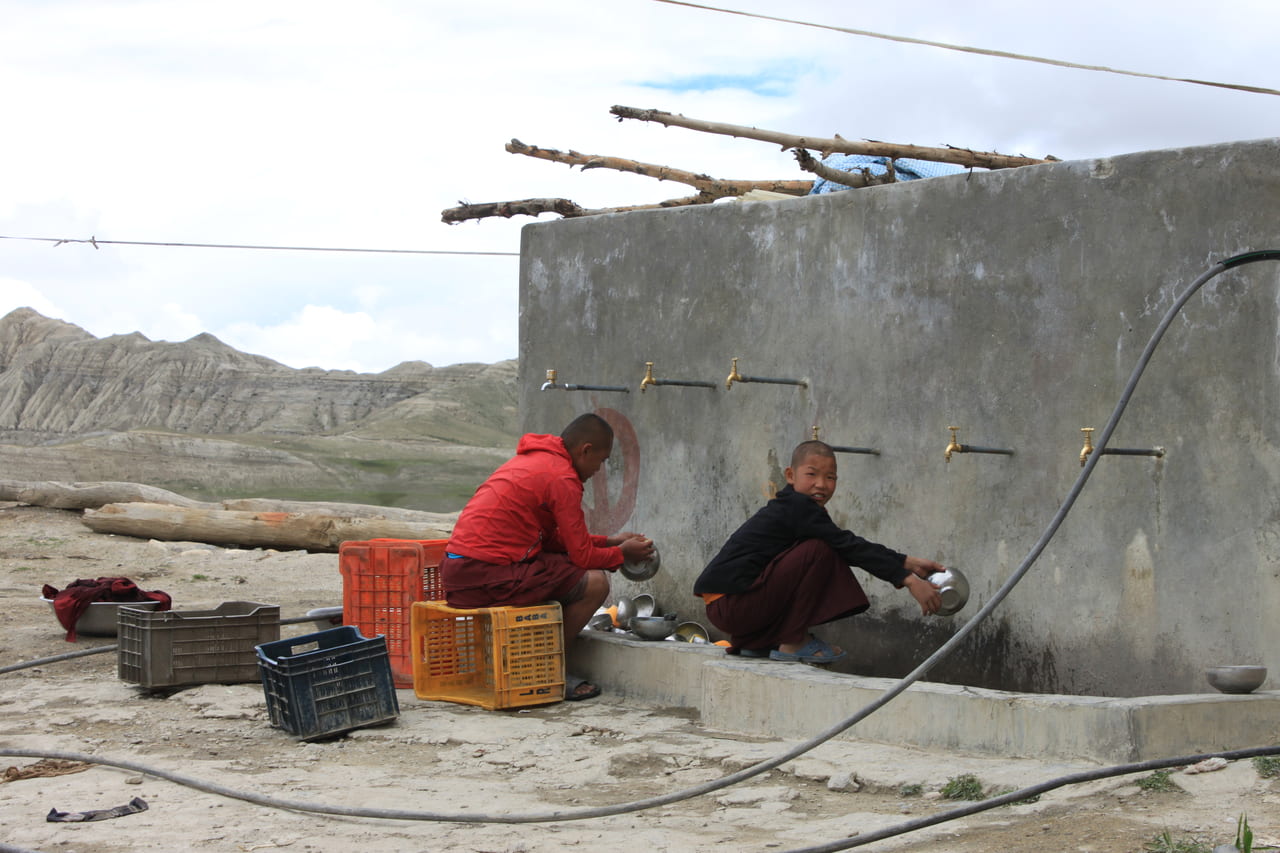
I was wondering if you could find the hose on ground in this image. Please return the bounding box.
[3,253,1278,839]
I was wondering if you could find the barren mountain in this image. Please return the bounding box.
[0,308,518,510]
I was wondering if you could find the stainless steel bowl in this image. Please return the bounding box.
[928,567,970,616]
[629,615,678,641]
[674,621,710,643]
[1205,665,1267,694]
[631,593,655,618]
[588,611,615,632]
[612,597,636,628]
[620,547,661,582]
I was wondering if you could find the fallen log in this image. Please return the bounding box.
[0,479,214,510]
[81,502,452,552]
[221,497,458,528]
[610,105,1056,169]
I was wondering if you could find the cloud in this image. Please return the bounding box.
[0,277,66,320]
[2,0,1277,371]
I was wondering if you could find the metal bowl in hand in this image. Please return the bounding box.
[621,547,661,582]
[928,567,970,616]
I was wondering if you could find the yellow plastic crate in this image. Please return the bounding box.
[411,601,564,710]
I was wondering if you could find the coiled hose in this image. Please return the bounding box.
[5,252,1280,848]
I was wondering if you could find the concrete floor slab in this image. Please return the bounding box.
[572,632,1280,763]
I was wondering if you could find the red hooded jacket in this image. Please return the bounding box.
[446,433,623,570]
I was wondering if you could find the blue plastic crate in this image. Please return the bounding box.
[255,626,399,741]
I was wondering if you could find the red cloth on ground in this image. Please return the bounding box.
[41,577,172,642]
[704,539,868,653]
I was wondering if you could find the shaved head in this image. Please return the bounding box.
[790,439,835,469]
[561,413,613,451]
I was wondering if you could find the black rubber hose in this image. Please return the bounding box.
[2,254,1274,835]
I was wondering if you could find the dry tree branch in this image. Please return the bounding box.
[441,192,722,224]
[506,139,812,199]
[793,148,896,188]
[610,105,1054,170]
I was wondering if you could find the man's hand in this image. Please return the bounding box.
[618,535,655,563]
[605,531,641,547]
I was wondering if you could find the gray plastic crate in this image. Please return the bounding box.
[118,601,280,688]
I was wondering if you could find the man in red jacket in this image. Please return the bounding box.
[442,412,654,700]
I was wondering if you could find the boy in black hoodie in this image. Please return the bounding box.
[694,440,944,663]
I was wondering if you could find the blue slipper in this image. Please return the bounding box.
[737,648,772,658]
[769,637,846,664]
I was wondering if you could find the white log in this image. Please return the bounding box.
[81,502,452,552]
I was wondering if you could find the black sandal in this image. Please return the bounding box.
[565,675,601,701]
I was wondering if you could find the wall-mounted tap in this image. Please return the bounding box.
[539,368,630,394]
[811,425,880,456]
[641,361,716,393]
[725,357,744,390]
[1079,427,1165,466]
[641,363,658,392]
[1079,427,1095,466]
[944,426,1015,463]
[945,426,963,463]
[724,357,808,391]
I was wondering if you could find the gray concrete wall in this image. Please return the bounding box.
[518,138,1280,698]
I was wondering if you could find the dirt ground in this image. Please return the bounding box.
[1,503,1278,853]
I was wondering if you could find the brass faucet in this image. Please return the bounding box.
[944,426,963,463]
[725,357,744,390]
[541,369,561,391]
[640,362,657,393]
[1080,427,1095,467]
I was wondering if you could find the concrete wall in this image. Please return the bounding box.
[518,138,1280,698]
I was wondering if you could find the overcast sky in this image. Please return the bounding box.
[2,0,1276,372]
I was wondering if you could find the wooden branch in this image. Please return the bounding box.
[506,139,811,197]
[442,198,587,223]
[611,105,1053,170]
[793,149,896,188]
[81,502,452,553]
[442,192,731,223]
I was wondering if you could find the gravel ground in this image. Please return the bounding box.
[2,503,1278,853]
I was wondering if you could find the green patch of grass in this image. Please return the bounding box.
[1253,755,1280,779]
[190,574,211,581]
[25,536,66,547]
[13,565,38,572]
[940,773,986,801]
[1142,828,1210,853]
[897,783,923,797]
[1137,769,1179,793]
[993,786,1041,805]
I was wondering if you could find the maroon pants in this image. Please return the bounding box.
[705,539,869,652]
[440,552,587,609]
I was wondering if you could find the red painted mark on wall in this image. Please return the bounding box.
[586,406,640,534]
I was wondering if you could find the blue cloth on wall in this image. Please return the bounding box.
[808,154,966,195]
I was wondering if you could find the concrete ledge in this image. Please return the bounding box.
[571,632,1280,764]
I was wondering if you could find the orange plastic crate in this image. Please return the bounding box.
[411,601,564,710]
[339,538,448,688]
